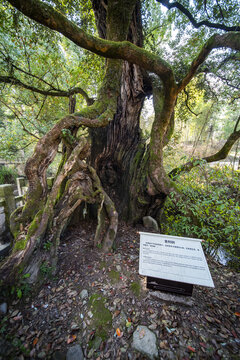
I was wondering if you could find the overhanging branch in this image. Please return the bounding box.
[6,0,175,86]
[169,115,240,179]
[156,0,240,32]
[178,33,240,92]
[0,75,94,105]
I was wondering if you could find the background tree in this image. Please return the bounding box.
[0,0,239,285]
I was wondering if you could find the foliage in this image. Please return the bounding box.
[0,0,105,161]
[162,165,240,265]
[11,273,31,299]
[0,165,18,184]
[130,281,141,297]
[40,262,54,278]
[88,293,112,341]
[108,270,120,284]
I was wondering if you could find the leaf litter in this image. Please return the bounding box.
[0,221,239,359]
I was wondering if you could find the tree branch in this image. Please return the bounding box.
[183,88,202,116]
[178,33,240,92]
[0,75,94,105]
[156,0,240,32]
[0,99,40,139]
[169,115,240,179]
[6,0,175,86]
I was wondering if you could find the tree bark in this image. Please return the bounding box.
[90,0,148,220]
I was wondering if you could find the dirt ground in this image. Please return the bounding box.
[0,222,239,359]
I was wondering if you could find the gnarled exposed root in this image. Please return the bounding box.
[0,140,118,286]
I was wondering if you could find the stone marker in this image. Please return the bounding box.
[143,216,159,232]
[66,345,84,360]
[132,325,158,359]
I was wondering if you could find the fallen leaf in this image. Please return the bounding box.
[165,327,176,334]
[205,315,214,323]
[67,334,76,344]
[126,320,131,328]
[116,328,123,337]
[234,312,240,317]
[113,310,120,318]
[187,346,196,352]
[33,338,38,346]
[139,328,145,339]
[160,341,168,349]
[45,343,51,352]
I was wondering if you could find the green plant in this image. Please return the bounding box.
[162,165,240,268]
[88,293,112,341]
[130,281,141,297]
[108,270,120,284]
[40,262,54,278]
[11,273,31,299]
[12,337,30,356]
[43,240,52,250]
[0,165,18,184]
[0,316,8,334]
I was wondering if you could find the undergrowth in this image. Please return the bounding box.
[0,165,18,184]
[162,164,240,269]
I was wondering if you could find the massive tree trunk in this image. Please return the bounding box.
[90,0,148,220]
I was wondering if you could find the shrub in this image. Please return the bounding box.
[162,165,240,263]
[0,165,18,184]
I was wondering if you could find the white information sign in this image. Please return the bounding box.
[139,232,214,287]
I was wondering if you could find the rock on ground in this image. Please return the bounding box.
[0,302,7,314]
[80,289,88,300]
[66,345,84,360]
[143,216,159,231]
[132,325,158,359]
[150,291,194,306]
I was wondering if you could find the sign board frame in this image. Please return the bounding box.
[139,232,214,288]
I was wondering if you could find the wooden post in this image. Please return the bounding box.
[16,177,26,196]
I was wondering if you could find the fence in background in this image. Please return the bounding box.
[0,177,54,245]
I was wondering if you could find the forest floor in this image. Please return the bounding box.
[0,222,240,360]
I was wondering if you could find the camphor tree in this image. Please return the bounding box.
[0,0,239,285]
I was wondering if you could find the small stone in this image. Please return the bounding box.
[143,216,159,231]
[66,345,84,360]
[0,303,7,314]
[80,289,88,300]
[116,265,121,272]
[87,311,93,318]
[132,325,158,359]
[149,323,157,330]
[71,323,80,330]
[118,311,127,326]
[38,351,46,359]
